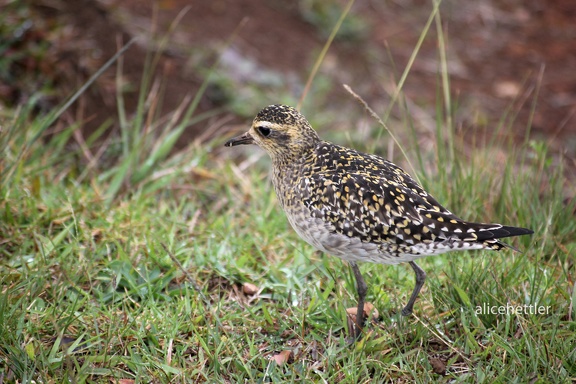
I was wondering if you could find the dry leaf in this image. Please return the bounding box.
[346,302,379,322]
[346,307,358,316]
[272,350,291,365]
[363,302,379,320]
[242,282,259,295]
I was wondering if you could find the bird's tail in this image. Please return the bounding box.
[472,224,534,252]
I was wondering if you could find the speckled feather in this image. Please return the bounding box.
[227,104,533,265]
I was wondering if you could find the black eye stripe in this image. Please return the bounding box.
[257,126,271,137]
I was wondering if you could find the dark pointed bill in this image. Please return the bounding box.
[224,132,254,147]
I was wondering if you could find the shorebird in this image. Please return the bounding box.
[225,104,533,339]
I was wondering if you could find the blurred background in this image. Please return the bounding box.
[1,0,575,178]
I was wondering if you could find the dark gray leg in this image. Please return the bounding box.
[402,261,426,316]
[350,261,368,339]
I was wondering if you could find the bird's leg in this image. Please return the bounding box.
[350,261,367,339]
[402,261,427,316]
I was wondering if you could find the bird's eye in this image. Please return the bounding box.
[257,126,271,137]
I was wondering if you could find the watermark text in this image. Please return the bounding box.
[475,303,550,315]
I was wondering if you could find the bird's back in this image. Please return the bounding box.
[273,141,532,264]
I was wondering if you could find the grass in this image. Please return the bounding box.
[1,4,576,384]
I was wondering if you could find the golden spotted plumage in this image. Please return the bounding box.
[225,104,533,339]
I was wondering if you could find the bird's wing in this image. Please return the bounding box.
[296,169,527,248]
[295,169,443,245]
[297,143,532,249]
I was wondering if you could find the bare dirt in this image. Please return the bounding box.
[15,0,576,171]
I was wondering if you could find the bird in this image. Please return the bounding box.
[224,104,533,340]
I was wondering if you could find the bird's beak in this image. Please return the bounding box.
[224,132,254,147]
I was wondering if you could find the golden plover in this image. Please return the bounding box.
[225,104,533,339]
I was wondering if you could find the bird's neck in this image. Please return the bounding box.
[270,147,313,208]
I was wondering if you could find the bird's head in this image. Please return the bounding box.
[224,104,320,162]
